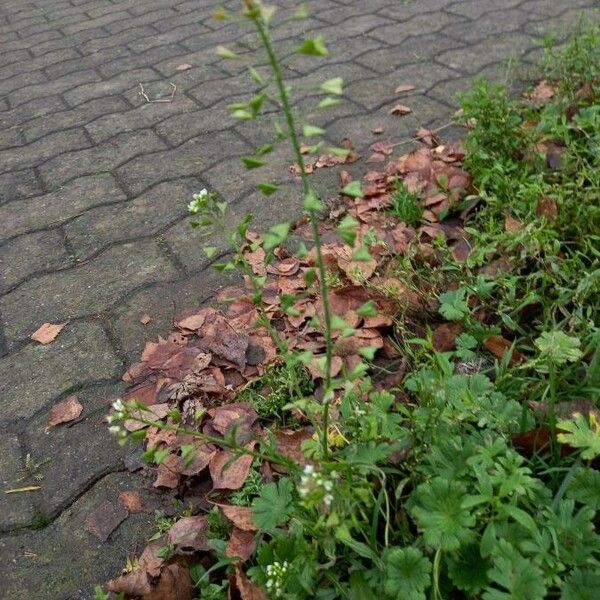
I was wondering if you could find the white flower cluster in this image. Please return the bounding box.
[107,399,127,438]
[265,560,288,598]
[187,188,209,214]
[298,464,339,508]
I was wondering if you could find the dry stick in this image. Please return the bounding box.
[5,486,41,494]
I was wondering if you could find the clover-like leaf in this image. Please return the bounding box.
[557,412,600,460]
[251,478,293,533]
[296,36,328,57]
[341,180,363,198]
[320,77,343,95]
[535,330,582,368]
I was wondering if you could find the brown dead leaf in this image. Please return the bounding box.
[31,322,66,344]
[140,313,152,325]
[484,336,525,366]
[118,490,144,513]
[176,310,209,331]
[307,355,343,379]
[153,454,182,489]
[390,104,411,116]
[395,84,415,94]
[528,79,554,104]
[536,196,558,222]
[167,515,210,553]
[370,140,397,155]
[209,446,254,490]
[219,504,257,531]
[176,63,192,71]
[432,322,463,352]
[227,528,256,561]
[48,395,83,427]
[199,330,249,372]
[124,403,170,432]
[181,443,216,476]
[144,564,194,600]
[274,428,312,466]
[85,500,128,542]
[233,564,269,600]
[504,214,524,233]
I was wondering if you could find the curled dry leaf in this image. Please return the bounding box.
[124,403,170,432]
[432,322,463,352]
[527,79,554,104]
[167,515,210,553]
[484,335,525,366]
[153,454,183,489]
[181,443,216,476]
[395,84,415,94]
[176,63,192,71]
[31,322,66,344]
[140,313,152,325]
[504,214,524,233]
[48,394,83,427]
[536,196,558,222]
[390,104,411,116]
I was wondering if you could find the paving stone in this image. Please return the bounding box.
[0,169,42,205]
[64,178,197,258]
[23,96,129,143]
[444,8,534,44]
[0,128,91,175]
[0,126,24,150]
[105,8,178,33]
[62,67,161,107]
[97,43,186,78]
[0,230,69,292]
[0,322,121,420]
[44,44,132,79]
[447,0,525,18]
[0,46,80,83]
[436,32,538,74]
[520,0,596,17]
[30,26,107,56]
[116,130,249,196]
[0,95,67,132]
[0,433,38,530]
[112,268,239,361]
[76,25,155,55]
[0,240,179,344]
[0,174,126,238]
[127,23,200,53]
[61,10,130,35]
[0,473,156,600]
[0,70,49,97]
[22,383,127,518]
[39,129,167,189]
[8,68,99,108]
[85,95,195,144]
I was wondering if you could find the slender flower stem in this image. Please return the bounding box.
[253,16,334,457]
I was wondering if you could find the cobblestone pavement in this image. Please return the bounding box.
[0,0,598,597]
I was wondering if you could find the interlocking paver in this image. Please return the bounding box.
[1,1,598,598]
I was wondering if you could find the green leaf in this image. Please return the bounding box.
[352,246,372,262]
[341,180,363,198]
[263,222,290,251]
[248,92,267,116]
[247,65,264,84]
[251,479,293,533]
[566,466,600,510]
[337,215,359,245]
[302,124,326,137]
[318,96,340,109]
[383,547,431,600]
[260,4,277,24]
[561,569,600,600]
[255,143,274,155]
[409,477,476,551]
[231,108,253,120]
[216,45,237,59]
[335,523,380,563]
[357,300,378,317]
[320,77,343,95]
[483,542,546,600]
[535,330,583,368]
[304,190,324,212]
[358,346,377,360]
[258,182,279,196]
[557,413,600,460]
[296,36,328,57]
[203,246,218,258]
[438,288,469,321]
[327,146,351,157]
[500,505,538,534]
[447,543,491,593]
[242,156,266,170]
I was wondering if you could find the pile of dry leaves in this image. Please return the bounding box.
[105,131,477,598]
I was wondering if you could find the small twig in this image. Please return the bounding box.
[138,82,177,103]
[4,486,41,494]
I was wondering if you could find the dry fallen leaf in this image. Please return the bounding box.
[226,528,256,561]
[528,79,554,104]
[209,446,254,490]
[219,504,257,531]
[536,196,558,222]
[176,63,192,71]
[504,214,524,233]
[233,564,269,600]
[48,394,83,427]
[484,336,525,366]
[167,515,210,553]
[85,500,128,541]
[390,104,411,116]
[372,127,384,134]
[395,84,415,94]
[140,313,152,325]
[31,322,66,344]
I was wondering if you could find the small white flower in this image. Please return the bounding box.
[303,464,314,475]
[106,414,114,424]
[112,399,125,412]
[324,480,333,492]
[108,425,122,435]
[323,494,334,507]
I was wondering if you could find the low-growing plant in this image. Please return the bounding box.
[103,8,600,600]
